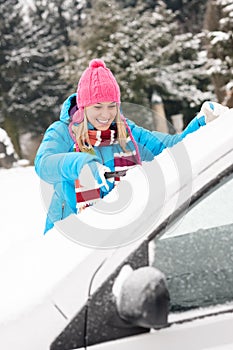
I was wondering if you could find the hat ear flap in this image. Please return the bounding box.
[72,108,84,123]
[68,107,85,143]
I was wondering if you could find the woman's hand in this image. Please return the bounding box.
[90,161,111,193]
[79,161,111,193]
[198,101,229,123]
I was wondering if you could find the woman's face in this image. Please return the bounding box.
[85,102,117,130]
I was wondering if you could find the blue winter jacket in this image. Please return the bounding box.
[34,94,206,233]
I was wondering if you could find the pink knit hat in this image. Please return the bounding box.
[72,59,121,123]
[78,59,120,107]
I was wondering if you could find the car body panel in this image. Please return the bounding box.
[85,311,233,350]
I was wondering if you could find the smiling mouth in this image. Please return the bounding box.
[96,119,110,125]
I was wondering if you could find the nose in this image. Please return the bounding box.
[100,106,111,118]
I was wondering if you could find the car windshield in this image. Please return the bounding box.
[149,170,233,312]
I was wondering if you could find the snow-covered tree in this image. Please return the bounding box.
[10,0,69,134]
[0,0,27,153]
[204,0,233,102]
[71,0,212,123]
[1,0,93,156]
[155,30,214,120]
[71,0,180,105]
[1,0,71,155]
[165,0,208,34]
[0,127,19,168]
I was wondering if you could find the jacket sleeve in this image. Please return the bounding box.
[127,116,206,161]
[34,121,99,184]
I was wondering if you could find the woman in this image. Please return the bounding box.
[35,59,228,233]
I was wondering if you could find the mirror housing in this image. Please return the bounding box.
[115,266,170,329]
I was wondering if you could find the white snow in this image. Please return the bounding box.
[77,165,149,230]
[0,166,92,323]
[209,31,230,45]
[0,127,16,156]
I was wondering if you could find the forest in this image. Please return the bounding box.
[0,0,232,158]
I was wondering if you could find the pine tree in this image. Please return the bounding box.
[72,0,212,122]
[10,0,69,134]
[204,0,233,102]
[67,0,120,87]
[165,0,208,34]
[57,0,90,91]
[1,0,72,156]
[73,0,180,106]
[0,0,27,154]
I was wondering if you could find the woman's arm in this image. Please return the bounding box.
[127,115,204,161]
[34,121,98,184]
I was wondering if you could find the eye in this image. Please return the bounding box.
[94,105,102,109]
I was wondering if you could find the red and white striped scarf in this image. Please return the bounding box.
[75,127,140,210]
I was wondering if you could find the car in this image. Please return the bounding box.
[0,109,233,350]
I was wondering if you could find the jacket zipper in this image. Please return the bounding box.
[61,202,65,220]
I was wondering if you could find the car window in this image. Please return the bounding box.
[164,172,233,239]
[149,169,233,313]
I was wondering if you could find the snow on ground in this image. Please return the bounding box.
[0,166,92,323]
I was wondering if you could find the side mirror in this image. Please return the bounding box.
[114,266,170,329]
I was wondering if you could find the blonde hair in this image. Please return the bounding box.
[71,107,129,153]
